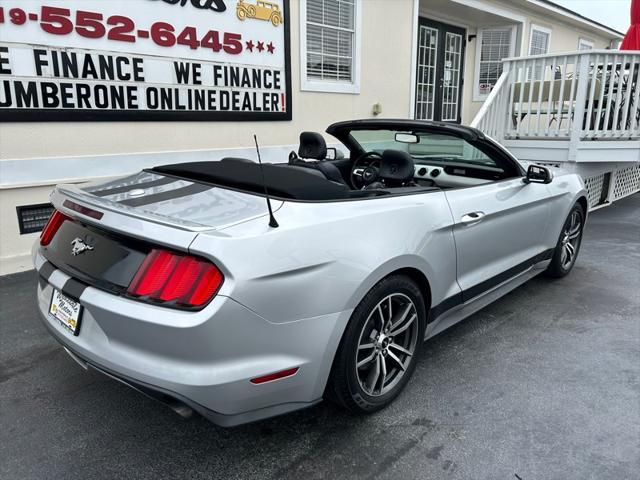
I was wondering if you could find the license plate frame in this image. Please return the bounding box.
[49,288,83,336]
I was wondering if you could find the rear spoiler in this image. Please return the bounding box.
[52,185,213,232]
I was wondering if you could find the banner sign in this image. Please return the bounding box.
[0,0,291,121]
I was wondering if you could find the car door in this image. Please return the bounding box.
[445,179,552,301]
[441,140,552,301]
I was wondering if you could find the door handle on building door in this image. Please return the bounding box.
[461,211,485,225]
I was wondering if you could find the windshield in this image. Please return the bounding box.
[349,129,498,168]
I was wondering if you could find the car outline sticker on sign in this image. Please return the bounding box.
[236,0,282,26]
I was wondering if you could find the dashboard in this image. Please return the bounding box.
[413,161,506,188]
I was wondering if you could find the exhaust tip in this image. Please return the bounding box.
[63,347,89,370]
[158,393,194,419]
[167,398,194,419]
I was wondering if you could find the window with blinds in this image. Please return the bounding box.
[477,28,513,97]
[306,0,355,82]
[529,28,550,56]
[528,26,551,80]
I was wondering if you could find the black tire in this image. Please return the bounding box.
[545,203,585,278]
[326,275,426,413]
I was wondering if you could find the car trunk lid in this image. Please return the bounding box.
[43,170,281,296]
[59,170,283,232]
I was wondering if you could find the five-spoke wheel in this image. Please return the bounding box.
[355,294,419,396]
[545,203,585,278]
[327,275,425,413]
[560,209,582,269]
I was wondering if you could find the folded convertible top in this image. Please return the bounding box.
[151,160,351,201]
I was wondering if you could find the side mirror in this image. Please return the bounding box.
[524,164,553,184]
[326,147,345,160]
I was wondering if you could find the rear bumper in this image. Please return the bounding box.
[50,335,320,427]
[34,248,352,426]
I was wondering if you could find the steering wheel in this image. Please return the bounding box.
[350,151,384,189]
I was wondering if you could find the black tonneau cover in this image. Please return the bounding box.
[152,160,351,201]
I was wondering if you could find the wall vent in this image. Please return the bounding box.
[16,203,54,235]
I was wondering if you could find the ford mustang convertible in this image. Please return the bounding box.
[34,119,588,426]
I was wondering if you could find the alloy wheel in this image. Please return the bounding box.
[560,209,582,269]
[354,293,419,396]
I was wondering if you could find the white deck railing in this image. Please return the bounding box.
[472,50,640,142]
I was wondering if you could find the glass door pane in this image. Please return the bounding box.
[442,32,463,121]
[415,25,438,120]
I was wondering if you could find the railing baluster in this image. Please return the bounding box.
[500,70,511,138]
[524,59,535,136]
[612,55,627,136]
[546,57,557,137]
[621,56,635,137]
[535,57,547,135]
[603,54,617,137]
[507,61,518,138]
[595,54,608,136]
[631,57,640,136]
[490,78,500,137]
[555,55,569,137]
[566,55,579,137]
[517,61,526,137]
[585,54,599,137]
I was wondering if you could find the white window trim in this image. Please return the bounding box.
[299,0,362,94]
[578,37,595,50]
[528,23,552,55]
[409,0,420,117]
[473,25,517,102]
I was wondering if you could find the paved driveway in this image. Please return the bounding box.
[1,194,638,480]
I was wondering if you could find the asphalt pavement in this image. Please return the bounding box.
[1,194,639,480]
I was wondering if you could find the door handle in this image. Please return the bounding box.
[461,211,485,225]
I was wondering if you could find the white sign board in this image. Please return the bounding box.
[0,0,291,121]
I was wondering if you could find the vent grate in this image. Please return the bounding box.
[16,203,55,235]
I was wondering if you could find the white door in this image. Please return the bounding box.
[414,18,465,123]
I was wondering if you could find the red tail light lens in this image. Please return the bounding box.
[40,210,71,246]
[127,249,224,308]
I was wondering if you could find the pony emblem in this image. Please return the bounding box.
[71,237,94,256]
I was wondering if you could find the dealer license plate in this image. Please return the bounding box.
[49,289,83,336]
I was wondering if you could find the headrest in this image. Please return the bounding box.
[379,149,415,183]
[298,132,327,160]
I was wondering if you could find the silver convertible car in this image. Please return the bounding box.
[34,119,588,426]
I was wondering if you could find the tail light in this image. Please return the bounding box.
[127,249,224,308]
[40,210,71,246]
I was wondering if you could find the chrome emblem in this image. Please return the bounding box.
[71,237,94,256]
